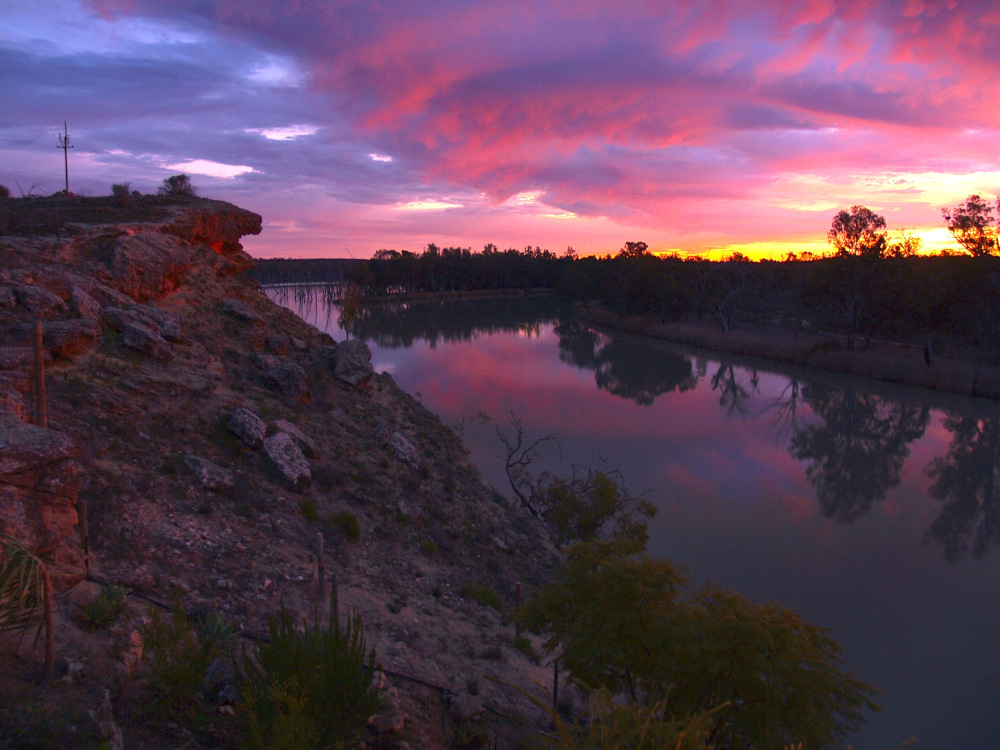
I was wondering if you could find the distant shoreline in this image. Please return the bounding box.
[574,303,1000,401]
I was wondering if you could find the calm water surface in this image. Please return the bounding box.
[273,290,1000,749]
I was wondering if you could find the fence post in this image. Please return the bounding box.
[315,532,326,624]
[515,581,522,637]
[552,660,559,708]
[77,496,89,576]
[32,320,47,428]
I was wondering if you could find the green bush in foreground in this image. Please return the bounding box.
[240,608,379,750]
[521,539,878,750]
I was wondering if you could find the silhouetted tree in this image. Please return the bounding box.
[925,415,1000,561]
[942,194,999,257]
[157,174,197,197]
[827,206,887,258]
[790,387,929,522]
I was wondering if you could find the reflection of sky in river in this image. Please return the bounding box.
[272,290,1000,749]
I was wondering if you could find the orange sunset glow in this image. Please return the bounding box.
[3,1,999,259]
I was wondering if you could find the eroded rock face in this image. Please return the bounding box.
[0,411,84,579]
[221,297,264,325]
[263,432,311,491]
[274,419,318,457]
[334,340,374,386]
[111,232,196,302]
[227,407,266,449]
[386,431,421,469]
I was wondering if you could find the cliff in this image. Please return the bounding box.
[0,195,557,748]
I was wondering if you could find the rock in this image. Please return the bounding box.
[88,284,136,309]
[264,360,309,403]
[373,419,390,447]
[88,689,124,750]
[10,283,67,317]
[227,407,266,449]
[333,340,374,386]
[45,318,101,360]
[0,412,84,580]
[0,347,33,371]
[386,432,421,469]
[104,304,185,343]
[111,231,195,302]
[274,419,319,457]
[183,455,235,491]
[265,332,291,355]
[221,297,264,325]
[121,322,173,361]
[70,285,102,322]
[263,432,311,491]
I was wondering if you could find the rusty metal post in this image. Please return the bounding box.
[315,532,326,624]
[32,320,47,428]
[515,581,522,637]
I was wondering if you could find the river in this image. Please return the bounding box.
[271,288,1000,749]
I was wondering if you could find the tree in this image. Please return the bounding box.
[337,284,360,340]
[520,540,878,749]
[827,206,887,258]
[158,174,197,197]
[942,194,998,257]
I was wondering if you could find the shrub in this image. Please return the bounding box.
[0,535,54,677]
[141,600,214,714]
[333,511,361,542]
[459,583,503,611]
[158,174,197,197]
[0,184,10,198]
[298,497,318,522]
[239,608,379,750]
[84,585,125,628]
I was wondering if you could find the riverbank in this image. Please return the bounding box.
[575,303,1000,400]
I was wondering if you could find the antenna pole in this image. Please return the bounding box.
[57,122,73,194]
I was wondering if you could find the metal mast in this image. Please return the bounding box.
[57,121,73,194]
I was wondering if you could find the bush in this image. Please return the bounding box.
[84,585,125,628]
[333,511,361,542]
[141,601,215,714]
[459,583,503,611]
[298,497,318,522]
[158,174,197,197]
[0,184,10,199]
[239,608,379,750]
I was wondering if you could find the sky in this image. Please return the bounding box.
[2,1,999,260]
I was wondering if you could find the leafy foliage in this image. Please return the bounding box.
[239,608,379,750]
[943,194,999,257]
[828,205,888,258]
[84,585,126,629]
[141,599,218,714]
[0,184,10,199]
[520,540,878,749]
[459,583,504,611]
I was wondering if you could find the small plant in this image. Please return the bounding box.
[387,595,406,614]
[459,583,503,612]
[141,599,214,714]
[513,634,537,663]
[0,535,54,678]
[193,609,239,656]
[239,607,379,750]
[420,539,438,555]
[84,585,125,629]
[481,645,503,661]
[158,173,197,197]
[466,675,480,696]
[333,511,361,542]
[0,184,10,198]
[298,497,318,522]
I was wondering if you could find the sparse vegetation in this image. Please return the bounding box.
[0,535,54,678]
[239,608,378,750]
[459,583,503,611]
[0,184,10,199]
[332,511,361,541]
[83,585,125,629]
[298,497,319,521]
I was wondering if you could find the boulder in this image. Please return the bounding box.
[263,432,311,491]
[264,360,309,403]
[111,232,196,302]
[334,340,374,386]
[386,432,421,469]
[227,407,266,449]
[70,285,102,323]
[220,297,264,325]
[265,333,291,355]
[183,455,235,492]
[274,419,319,457]
[10,284,68,318]
[121,322,173,362]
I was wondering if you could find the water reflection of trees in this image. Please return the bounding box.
[347,296,561,349]
[555,321,697,406]
[789,386,930,523]
[925,416,1000,561]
